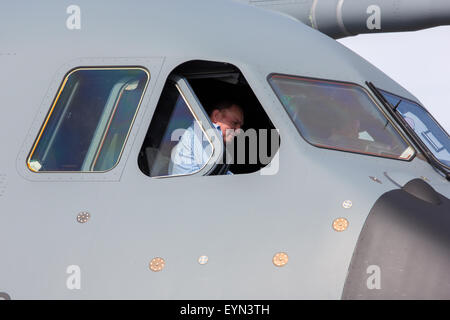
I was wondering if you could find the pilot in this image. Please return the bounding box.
[327,108,363,150]
[169,101,244,175]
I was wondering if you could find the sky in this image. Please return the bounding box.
[338,26,450,133]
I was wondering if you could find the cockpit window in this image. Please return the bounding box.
[138,60,280,177]
[138,80,214,177]
[27,67,149,172]
[269,75,414,160]
[378,89,450,168]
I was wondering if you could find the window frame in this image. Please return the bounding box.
[145,75,224,179]
[267,73,416,161]
[377,87,450,170]
[26,66,150,174]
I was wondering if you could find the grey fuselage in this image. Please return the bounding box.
[0,0,449,299]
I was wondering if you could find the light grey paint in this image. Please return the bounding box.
[0,0,448,299]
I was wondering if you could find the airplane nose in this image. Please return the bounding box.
[402,178,441,205]
[342,179,450,299]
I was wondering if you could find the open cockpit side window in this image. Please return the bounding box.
[138,79,217,177]
[138,61,280,177]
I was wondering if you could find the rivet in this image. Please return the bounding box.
[198,255,209,265]
[149,257,165,272]
[76,212,90,224]
[333,218,349,232]
[342,200,353,209]
[273,252,289,267]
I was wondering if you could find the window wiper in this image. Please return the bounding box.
[393,99,402,111]
[366,81,450,181]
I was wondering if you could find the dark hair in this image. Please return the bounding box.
[208,100,242,116]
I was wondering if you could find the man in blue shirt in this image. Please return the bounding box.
[169,101,244,175]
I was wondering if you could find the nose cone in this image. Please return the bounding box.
[342,179,450,299]
[403,178,442,205]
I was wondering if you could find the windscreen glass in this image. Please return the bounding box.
[379,89,450,168]
[269,75,414,160]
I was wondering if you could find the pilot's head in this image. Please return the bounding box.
[330,105,361,139]
[210,101,244,143]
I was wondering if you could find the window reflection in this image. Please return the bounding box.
[28,68,149,172]
[269,75,413,160]
[379,89,450,168]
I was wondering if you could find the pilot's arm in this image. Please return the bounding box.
[169,124,212,175]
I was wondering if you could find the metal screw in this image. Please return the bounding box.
[198,255,209,265]
[77,212,90,224]
[149,257,165,272]
[333,218,349,232]
[273,252,289,267]
[342,200,353,209]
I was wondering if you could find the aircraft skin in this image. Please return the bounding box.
[0,0,449,299]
